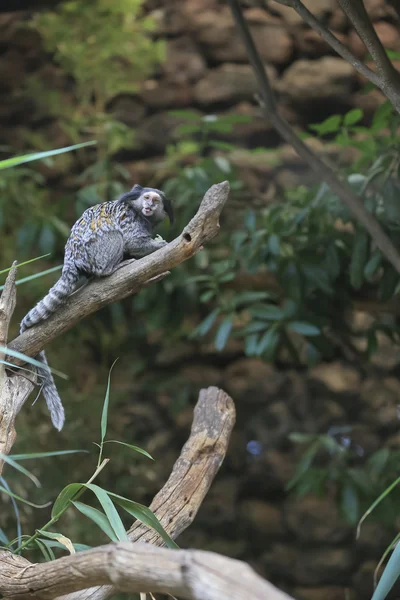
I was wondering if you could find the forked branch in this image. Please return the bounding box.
[227,0,400,274]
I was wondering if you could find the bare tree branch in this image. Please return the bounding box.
[0,263,17,381]
[273,0,381,85]
[227,0,400,274]
[58,386,237,600]
[338,0,400,108]
[0,264,34,473]
[8,181,229,362]
[0,542,295,600]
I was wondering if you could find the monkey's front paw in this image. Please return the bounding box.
[154,234,166,243]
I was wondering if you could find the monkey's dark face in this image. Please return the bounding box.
[127,184,174,225]
[132,190,166,223]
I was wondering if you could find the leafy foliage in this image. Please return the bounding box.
[32,0,164,104]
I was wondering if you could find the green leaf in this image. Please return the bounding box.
[249,305,284,321]
[215,315,233,351]
[343,108,363,127]
[72,501,118,542]
[372,101,393,130]
[0,254,51,276]
[340,484,359,524]
[286,440,321,490]
[364,252,381,280]
[107,491,178,549]
[191,308,220,338]
[245,334,259,356]
[256,328,279,356]
[52,483,84,518]
[84,484,129,542]
[287,321,321,336]
[0,347,67,380]
[268,234,280,256]
[214,156,231,174]
[350,230,368,289]
[10,450,87,461]
[310,115,342,135]
[103,441,153,460]
[0,485,50,508]
[357,475,400,538]
[371,541,400,600]
[0,452,40,487]
[101,359,118,446]
[0,141,96,171]
[37,529,75,554]
[0,529,8,544]
[0,265,63,291]
[35,538,55,561]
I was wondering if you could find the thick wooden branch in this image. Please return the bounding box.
[8,181,229,360]
[227,0,400,274]
[61,386,236,600]
[0,264,34,474]
[0,542,295,600]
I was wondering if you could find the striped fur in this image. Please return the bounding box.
[21,185,173,430]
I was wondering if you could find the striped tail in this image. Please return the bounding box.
[38,350,65,431]
[20,267,79,430]
[20,267,80,333]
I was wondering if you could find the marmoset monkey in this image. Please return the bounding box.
[20,184,173,431]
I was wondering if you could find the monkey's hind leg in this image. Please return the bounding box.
[86,231,125,277]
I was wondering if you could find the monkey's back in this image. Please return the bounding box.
[65,200,133,271]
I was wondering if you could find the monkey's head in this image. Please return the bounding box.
[125,184,174,225]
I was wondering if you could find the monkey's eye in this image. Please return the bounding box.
[144,194,150,199]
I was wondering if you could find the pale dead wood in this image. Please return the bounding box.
[57,386,236,600]
[227,0,400,274]
[0,542,295,600]
[0,264,34,474]
[8,181,230,361]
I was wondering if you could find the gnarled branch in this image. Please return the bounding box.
[0,542,294,600]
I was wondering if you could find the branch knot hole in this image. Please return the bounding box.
[183,232,192,242]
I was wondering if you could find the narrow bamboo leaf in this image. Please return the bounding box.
[10,450,87,461]
[72,501,119,542]
[357,475,400,538]
[0,452,40,487]
[0,485,50,508]
[103,441,153,460]
[39,540,92,553]
[0,529,8,544]
[0,254,51,276]
[214,316,233,351]
[0,360,40,378]
[0,347,67,380]
[0,141,96,171]
[84,484,129,542]
[371,542,400,600]
[191,308,220,338]
[107,491,178,549]
[0,477,20,546]
[101,359,119,445]
[35,538,55,561]
[37,529,75,554]
[52,483,84,518]
[287,322,321,336]
[1,265,62,291]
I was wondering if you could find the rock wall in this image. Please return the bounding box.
[1,2,400,599]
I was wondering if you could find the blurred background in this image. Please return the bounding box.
[2,1,400,599]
